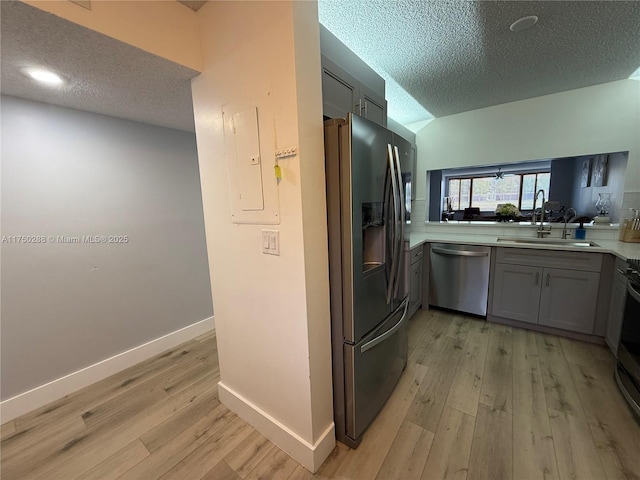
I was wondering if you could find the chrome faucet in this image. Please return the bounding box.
[532,189,551,238]
[562,207,577,239]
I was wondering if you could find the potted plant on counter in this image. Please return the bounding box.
[496,203,521,222]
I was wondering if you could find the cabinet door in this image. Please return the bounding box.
[359,83,387,127]
[409,260,423,317]
[321,55,359,119]
[606,277,627,355]
[492,264,542,324]
[538,268,600,334]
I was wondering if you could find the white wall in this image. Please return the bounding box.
[416,80,640,202]
[1,96,213,401]
[191,1,334,472]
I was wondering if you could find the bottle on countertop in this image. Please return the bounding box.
[575,221,586,240]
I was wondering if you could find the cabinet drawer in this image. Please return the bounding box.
[410,245,424,265]
[496,247,602,272]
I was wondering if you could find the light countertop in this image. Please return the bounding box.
[410,231,640,260]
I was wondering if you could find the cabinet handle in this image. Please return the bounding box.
[363,100,368,118]
[546,273,550,287]
[535,272,540,285]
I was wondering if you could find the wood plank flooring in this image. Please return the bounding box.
[2,309,639,479]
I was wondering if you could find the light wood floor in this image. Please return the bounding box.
[2,309,640,479]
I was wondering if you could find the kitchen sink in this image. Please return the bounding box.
[497,237,600,247]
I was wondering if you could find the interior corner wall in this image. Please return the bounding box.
[1,95,213,401]
[415,80,640,202]
[191,0,334,472]
[292,0,335,450]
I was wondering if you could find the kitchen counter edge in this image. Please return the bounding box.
[409,232,640,261]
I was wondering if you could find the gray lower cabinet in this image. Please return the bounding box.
[537,268,600,333]
[491,248,602,335]
[408,245,424,318]
[606,258,628,355]
[409,260,423,317]
[492,264,542,324]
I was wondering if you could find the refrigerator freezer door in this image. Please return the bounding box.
[344,301,409,442]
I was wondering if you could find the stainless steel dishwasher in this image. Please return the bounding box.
[429,243,491,316]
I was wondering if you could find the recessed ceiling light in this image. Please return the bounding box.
[21,67,65,86]
[510,16,538,32]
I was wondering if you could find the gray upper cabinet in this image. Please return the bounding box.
[358,83,386,127]
[321,55,359,121]
[320,54,387,127]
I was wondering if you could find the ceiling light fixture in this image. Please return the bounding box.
[510,15,538,32]
[21,67,65,86]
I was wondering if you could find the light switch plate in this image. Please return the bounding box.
[262,229,279,255]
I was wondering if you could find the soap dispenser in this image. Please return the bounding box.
[575,221,586,240]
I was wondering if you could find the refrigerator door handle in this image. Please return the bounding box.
[392,146,405,297]
[361,301,408,353]
[386,144,400,304]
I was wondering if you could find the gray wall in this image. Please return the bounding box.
[428,170,443,221]
[549,157,576,210]
[1,96,213,400]
[571,151,628,222]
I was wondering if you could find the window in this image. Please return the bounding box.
[520,173,550,210]
[447,172,550,212]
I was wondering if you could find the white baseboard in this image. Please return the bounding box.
[218,381,335,473]
[0,316,215,423]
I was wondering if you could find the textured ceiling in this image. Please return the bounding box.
[1,1,199,132]
[3,1,638,131]
[318,0,640,124]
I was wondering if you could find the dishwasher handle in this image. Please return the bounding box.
[431,246,490,257]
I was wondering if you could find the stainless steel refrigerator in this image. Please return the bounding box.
[324,114,412,447]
